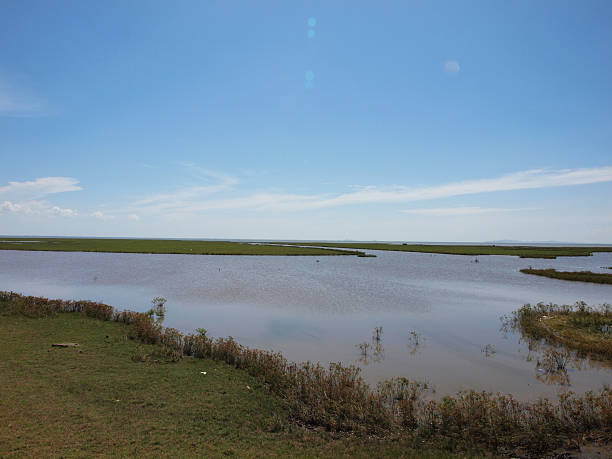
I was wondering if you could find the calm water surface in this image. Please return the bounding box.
[1,248,611,399]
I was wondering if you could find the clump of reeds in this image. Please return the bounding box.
[481,344,496,357]
[2,291,612,454]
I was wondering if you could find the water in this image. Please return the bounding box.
[1,248,611,399]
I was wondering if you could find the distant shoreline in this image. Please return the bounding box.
[2,237,612,259]
[0,238,364,257]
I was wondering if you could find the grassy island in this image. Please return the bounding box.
[264,242,612,259]
[520,268,612,285]
[0,238,364,257]
[2,292,611,457]
[506,302,612,360]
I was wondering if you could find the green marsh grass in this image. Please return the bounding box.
[520,268,612,284]
[505,302,612,360]
[0,237,365,257]
[2,292,612,456]
[265,242,612,259]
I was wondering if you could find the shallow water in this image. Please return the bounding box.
[1,248,611,399]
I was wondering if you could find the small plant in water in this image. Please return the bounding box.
[538,347,571,373]
[147,296,167,324]
[407,331,422,355]
[481,344,496,357]
[373,326,383,342]
[358,341,370,356]
[408,330,421,346]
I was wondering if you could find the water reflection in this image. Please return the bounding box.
[501,312,612,388]
[481,344,496,358]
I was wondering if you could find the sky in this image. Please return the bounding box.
[1,0,611,242]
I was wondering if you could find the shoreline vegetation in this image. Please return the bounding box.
[0,238,365,257]
[264,242,612,259]
[520,268,612,285]
[505,302,612,360]
[2,292,611,457]
[2,237,612,260]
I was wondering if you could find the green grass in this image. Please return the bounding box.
[520,268,612,285]
[0,308,466,458]
[264,242,612,259]
[0,237,364,257]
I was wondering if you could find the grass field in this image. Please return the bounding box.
[520,268,612,285]
[0,309,462,458]
[2,292,611,457]
[265,242,612,259]
[0,238,363,257]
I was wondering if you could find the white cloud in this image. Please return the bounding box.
[0,177,82,200]
[0,200,36,214]
[288,166,612,210]
[133,167,238,209]
[127,166,612,214]
[128,214,140,221]
[0,177,81,219]
[444,60,460,74]
[1,200,76,217]
[51,206,77,217]
[401,207,531,216]
[90,211,115,220]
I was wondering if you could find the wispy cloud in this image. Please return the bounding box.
[0,80,46,117]
[51,206,78,217]
[90,211,115,220]
[0,177,82,200]
[131,167,239,211]
[128,166,612,214]
[401,207,532,216]
[1,200,77,217]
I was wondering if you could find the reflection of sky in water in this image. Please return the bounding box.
[1,248,611,399]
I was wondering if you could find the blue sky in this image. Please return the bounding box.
[1,1,611,242]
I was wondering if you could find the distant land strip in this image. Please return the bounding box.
[264,242,612,259]
[0,238,364,257]
[520,268,612,285]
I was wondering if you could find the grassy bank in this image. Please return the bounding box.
[0,237,364,257]
[265,242,612,259]
[505,302,612,360]
[520,268,612,285]
[1,308,459,457]
[2,293,611,457]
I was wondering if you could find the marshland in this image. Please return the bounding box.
[2,242,612,456]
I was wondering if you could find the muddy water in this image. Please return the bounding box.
[1,248,611,399]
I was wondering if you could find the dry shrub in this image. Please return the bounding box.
[83,301,114,321]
